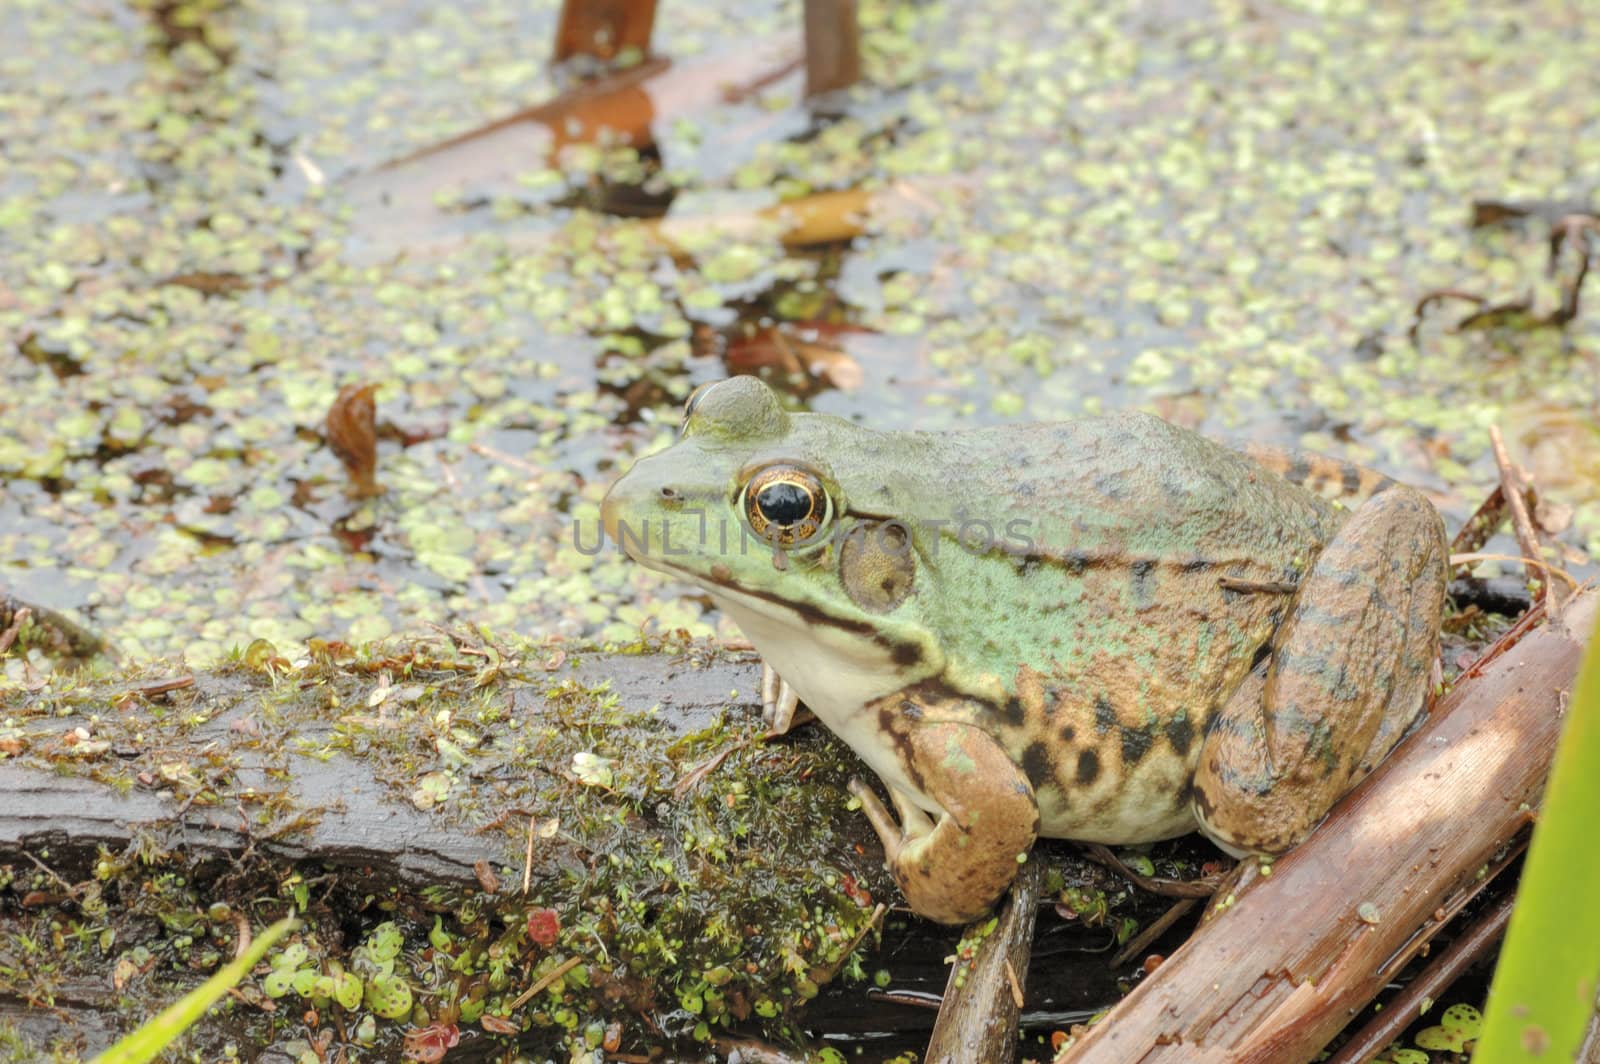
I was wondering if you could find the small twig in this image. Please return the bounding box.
[1110,897,1199,970]
[522,815,537,895]
[133,675,195,698]
[1471,199,1596,228]
[1488,425,1564,618]
[1409,289,1487,341]
[811,903,886,986]
[510,955,583,1010]
[0,606,29,656]
[673,716,813,799]
[468,442,544,478]
[1325,890,1516,1064]
[1004,958,1025,1009]
[1449,553,1579,591]
[673,742,749,799]
[232,912,253,960]
[1080,843,1224,898]
[1449,485,1508,557]
[21,850,78,897]
[869,988,944,1010]
[1548,214,1598,325]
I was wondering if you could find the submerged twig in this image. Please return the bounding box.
[1450,484,1510,557]
[1080,843,1224,899]
[1411,207,1598,338]
[1110,897,1199,970]
[1489,425,1563,617]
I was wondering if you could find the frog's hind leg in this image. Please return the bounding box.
[1193,485,1447,856]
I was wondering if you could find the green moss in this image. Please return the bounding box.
[0,637,908,1056]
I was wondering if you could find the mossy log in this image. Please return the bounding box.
[0,651,757,888]
[0,639,1154,1060]
[0,642,890,1058]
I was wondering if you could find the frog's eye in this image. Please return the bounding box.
[680,382,716,436]
[740,465,832,547]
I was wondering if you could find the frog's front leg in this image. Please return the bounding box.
[1193,485,1447,855]
[847,709,1040,925]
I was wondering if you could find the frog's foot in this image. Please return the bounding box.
[847,720,1040,925]
[1193,484,1447,856]
[760,662,800,734]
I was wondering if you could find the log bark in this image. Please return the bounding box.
[0,652,754,885]
[1060,590,1597,1063]
[926,858,1045,1064]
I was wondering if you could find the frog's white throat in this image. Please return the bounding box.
[707,590,906,719]
[704,587,942,805]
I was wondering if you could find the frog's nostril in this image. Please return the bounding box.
[660,486,680,501]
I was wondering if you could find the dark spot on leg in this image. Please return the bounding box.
[1076,749,1101,785]
[1021,741,1053,788]
[1000,696,1026,727]
[1341,465,1363,497]
[1094,696,1117,733]
[1165,713,1194,757]
[1121,725,1154,766]
[1059,724,1076,744]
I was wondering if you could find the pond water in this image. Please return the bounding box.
[2,0,1596,668]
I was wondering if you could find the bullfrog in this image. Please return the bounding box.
[600,377,1447,924]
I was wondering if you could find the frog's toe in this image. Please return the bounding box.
[847,777,903,851]
[890,788,936,841]
[761,663,799,734]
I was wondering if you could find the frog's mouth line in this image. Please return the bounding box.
[645,555,924,668]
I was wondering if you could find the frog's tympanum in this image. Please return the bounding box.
[601,378,1447,924]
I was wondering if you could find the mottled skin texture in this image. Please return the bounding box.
[601,378,1447,924]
